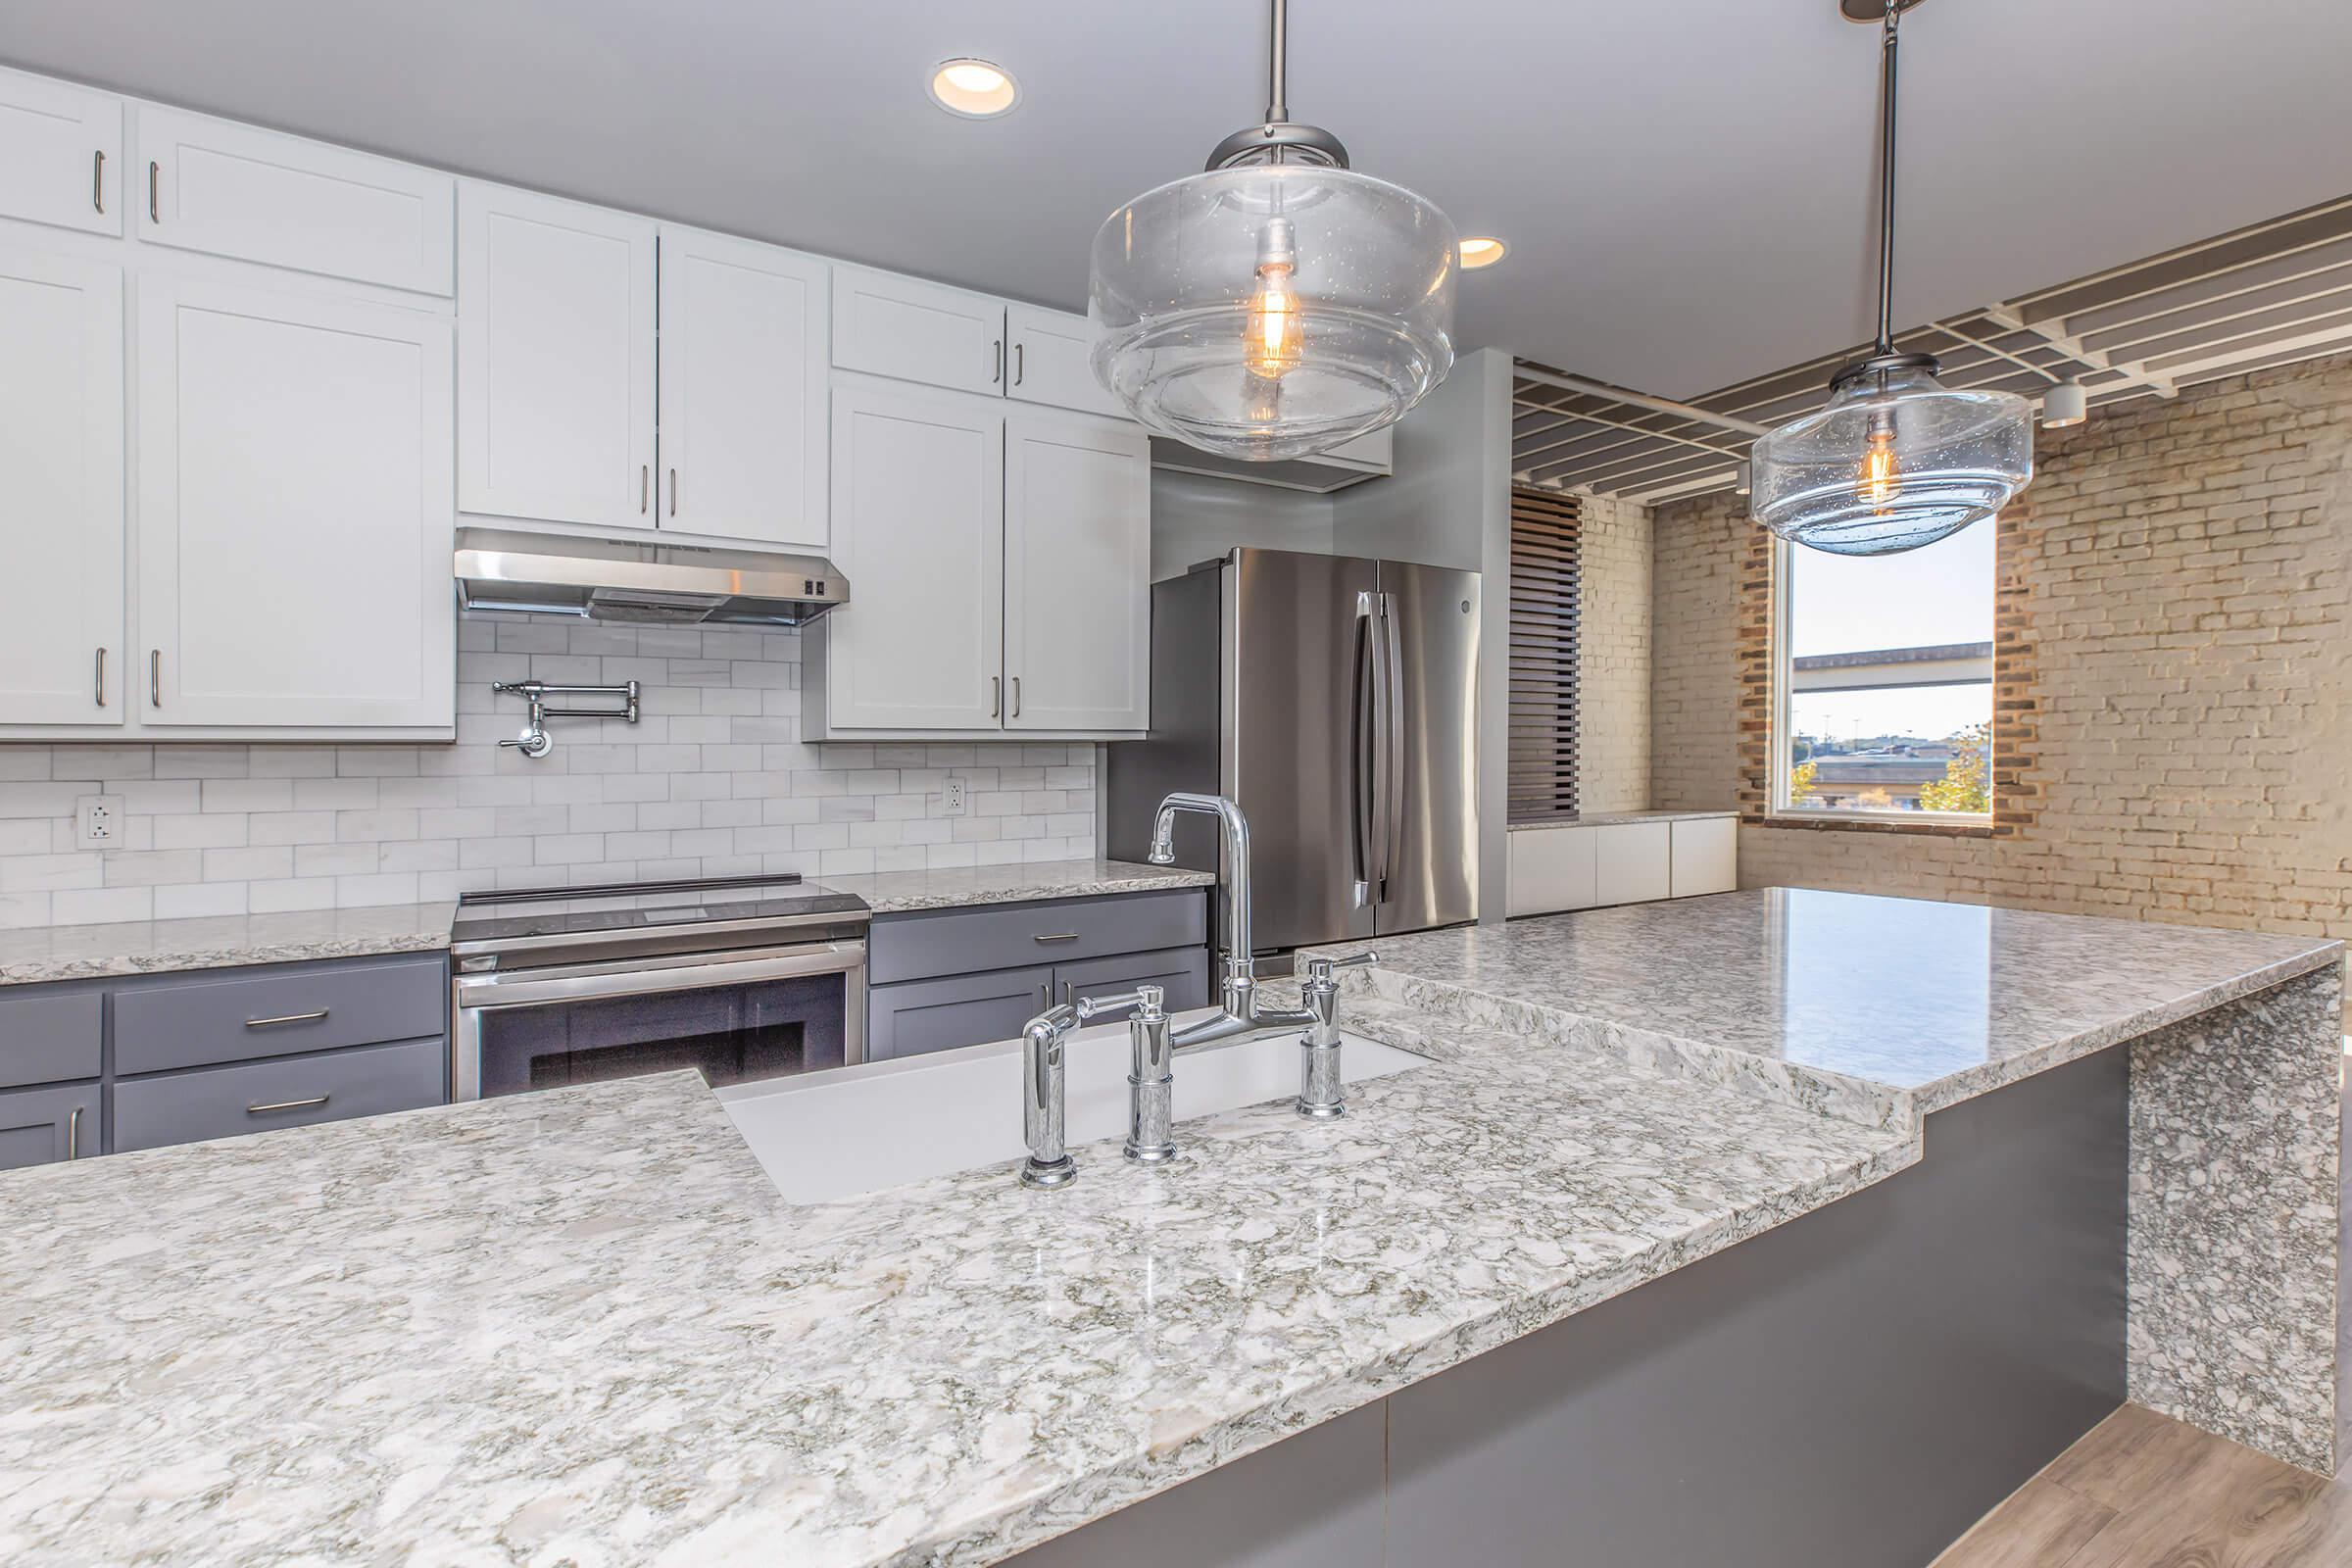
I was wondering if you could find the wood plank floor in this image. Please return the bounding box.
[1931,1404,2351,1567]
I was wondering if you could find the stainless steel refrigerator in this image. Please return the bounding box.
[1105,547,1481,955]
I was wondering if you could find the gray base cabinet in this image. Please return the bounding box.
[0,952,448,1166]
[867,890,1210,1062]
[0,1082,99,1171]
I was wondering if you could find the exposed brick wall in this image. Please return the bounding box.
[1649,352,2352,949]
[1576,492,1652,813]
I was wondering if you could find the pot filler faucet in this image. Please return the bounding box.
[1018,793,1375,1189]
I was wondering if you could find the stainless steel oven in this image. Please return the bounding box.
[448,875,869,1101]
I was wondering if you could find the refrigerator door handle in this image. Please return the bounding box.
[1371,590,1404,904]
[1350,591,1377,908]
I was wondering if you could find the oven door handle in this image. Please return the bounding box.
[454,942,865,1011]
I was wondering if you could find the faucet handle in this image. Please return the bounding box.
[1303,951,1378,986]
[1075,984,1165,1023]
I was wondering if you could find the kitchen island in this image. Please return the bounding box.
[0,889,2339,1567]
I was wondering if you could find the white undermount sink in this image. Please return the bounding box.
[717,1011,1426,1205]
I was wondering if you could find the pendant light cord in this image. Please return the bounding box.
[1873,0,1902,356]
[1266,0,1289,123]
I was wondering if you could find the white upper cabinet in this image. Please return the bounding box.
[1005,303,1122,420]
[137,276,453,729]
[134,106,454,294]
[1003,408,1150,732]
[457,183,656,529]
[824,382,1005,729]
[0,249,123,726]
[658,225,828,549]
[0,69,122,236]
[831,265,1007,398]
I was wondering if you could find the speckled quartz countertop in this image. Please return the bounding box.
[0,1011,1912,1565]
[0,902,456,986]
[821,857,1214,913]
[1320,887,2342,1127]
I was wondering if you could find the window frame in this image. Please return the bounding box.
[1766,535,1995,828]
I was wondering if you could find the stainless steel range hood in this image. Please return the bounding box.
[454,528,848,626]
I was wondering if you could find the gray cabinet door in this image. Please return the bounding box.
[868,964,1055,1062]
[869,891,1206,985]
[1053,946,1211,1014]
[0,989,103,1089]
[0,1081,99,1170]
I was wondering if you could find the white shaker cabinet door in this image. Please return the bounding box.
[136,276,454,729]
[1004,303,1123,420]
[134,105,455,295]
[830,264,1005,397]
[0,68,121,236]
[1003,407,1150,732]
[657,225,828,549]
[457,182,655,528]
[824,382,1004,730]
[0,249,122,726]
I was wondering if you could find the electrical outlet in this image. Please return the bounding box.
[941,778,968,817]
[75,794,124,849]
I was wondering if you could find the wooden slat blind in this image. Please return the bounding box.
[1508,488,1581,823]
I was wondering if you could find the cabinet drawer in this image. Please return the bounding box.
[868,964,1054,1062]
[869,890,1207,985]
[0,989,102,1089]
[114,1037,446,1152]
[0,1081,98,1170]
[1052,945,1211,1014]
[113,956,445,1075]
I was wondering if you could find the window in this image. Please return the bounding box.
[1772,522,1993,819]
[1508,488,1580,822]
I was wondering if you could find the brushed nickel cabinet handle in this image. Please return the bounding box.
[993,338,1003,385]
[245,1008,329,1029]
[248,1095,329,1115]
[640,464,649,514]
[67,1105,81,1159]
[147,161,158,222]
[1014,342,1024,386]
[669,466,678,516]
[1010,675,1021,718]
[94,648,106,708]
[92,149,104,213]
[149,649,161,709]
[991,675,1001,719]
[1032,932,1079,944]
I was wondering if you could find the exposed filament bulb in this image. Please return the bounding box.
[1857,412,1900,513]
[1242,217,1303,381]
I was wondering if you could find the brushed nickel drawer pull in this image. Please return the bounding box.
[640,464,649,514]
[149,649,161,708]
[92,149,104,213]
[248,1095,329,1115]
[1032,932,1079,944]
[148,160,158,222]
[94,647,106,708]
[245,1008,329,1028]
[1010,675,1021,718]
[669,466,678,515]
[67,1105,82,1159]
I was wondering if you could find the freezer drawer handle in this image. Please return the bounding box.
[248,1095,330,1115]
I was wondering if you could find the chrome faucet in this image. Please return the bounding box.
[1017,985,1172,1186]
[1146,792,1320,1051]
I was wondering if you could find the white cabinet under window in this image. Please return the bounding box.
[0,68,122,236]
[456,182,656,529]
[0,250,122,727]
[136,276,453,729]
[1507,814,1738,918]
[810,382,1151,739]
[657,225,827,548]
[819,381,1005,730]
[134,106,455,295]
[1003,407,1150,731]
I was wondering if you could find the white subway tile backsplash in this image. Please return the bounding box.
[0,615,1099,929]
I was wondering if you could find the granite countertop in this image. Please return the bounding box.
[0,902,457,987]
[1327,887,2343,1126]
[820,857,1215,913]
[1506,808,1737,829]
[0,1013,1913,1566]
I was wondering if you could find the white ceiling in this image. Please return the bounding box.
[9,0,2352,397]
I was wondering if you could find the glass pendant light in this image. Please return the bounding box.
[1750,0,2034,556]
[1088,0,1458,460]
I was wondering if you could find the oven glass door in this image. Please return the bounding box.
[456,942,863,1100]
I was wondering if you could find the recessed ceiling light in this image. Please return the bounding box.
[929,59,1019,118]
[1458,236,1508,270]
